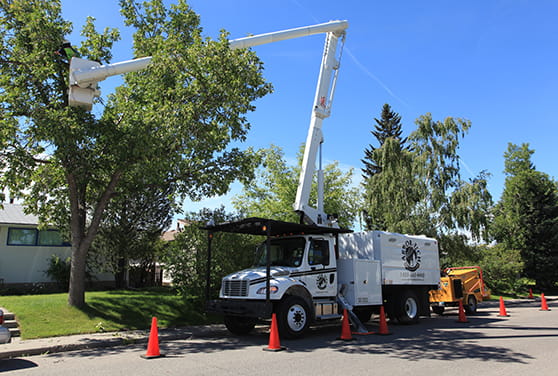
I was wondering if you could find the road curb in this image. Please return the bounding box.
[0,325,226,360]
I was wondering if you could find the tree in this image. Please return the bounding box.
[232,145,361,229]
[492,143,558,288]
[161,207,258,301]
[362,112,493,252]
[0,0,271,306]
[361,103,408,180]
[90,169,176,288]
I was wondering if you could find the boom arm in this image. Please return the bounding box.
[68,20,348,229]
[293,29,345,228]
[68,21,348,109]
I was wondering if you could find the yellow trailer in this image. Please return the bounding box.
[429,266,491,315]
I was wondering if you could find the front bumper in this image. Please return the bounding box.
[206,299,273,319]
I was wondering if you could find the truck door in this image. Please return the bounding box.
[303,238,337,297]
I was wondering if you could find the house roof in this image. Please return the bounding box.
[0,204,39,226]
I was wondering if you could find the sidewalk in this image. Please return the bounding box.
[0,324,226,360]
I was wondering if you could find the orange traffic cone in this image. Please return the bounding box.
[141,317,164,359]
[497,296,510,317]
[540,293,551,311]
[263,313,285,351]
[338,309,354,340]
[456,300,469,323]
[375,306,392,335]
[528,288,534,299]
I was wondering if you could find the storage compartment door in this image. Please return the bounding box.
[338,259,382,306]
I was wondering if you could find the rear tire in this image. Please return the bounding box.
[396,290,420,324]
[224,316,256,335]
[277,296,311,339]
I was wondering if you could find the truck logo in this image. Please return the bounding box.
[316,274,328,290]
[401,240,421,272]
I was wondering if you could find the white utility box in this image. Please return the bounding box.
[337,258,382,306]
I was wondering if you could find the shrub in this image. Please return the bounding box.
[44,254,71,292]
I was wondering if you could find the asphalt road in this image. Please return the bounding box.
[2,298,557,376]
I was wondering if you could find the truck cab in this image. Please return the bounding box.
[204,218,349,338]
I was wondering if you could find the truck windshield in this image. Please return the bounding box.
[254,237,306,268]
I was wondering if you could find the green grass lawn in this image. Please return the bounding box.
[1,288,214,339]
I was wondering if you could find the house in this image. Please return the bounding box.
[0,203,113,290]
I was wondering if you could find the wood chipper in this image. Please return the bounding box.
[429,266,491,315]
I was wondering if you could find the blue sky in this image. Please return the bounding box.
[61,0,558,217]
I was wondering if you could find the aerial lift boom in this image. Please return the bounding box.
[69,20,348,228]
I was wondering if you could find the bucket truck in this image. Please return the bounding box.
[203,21,441,339]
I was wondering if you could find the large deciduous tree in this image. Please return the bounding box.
[492,143,558,288]
[0,0,271,306]
[362,112,493,257]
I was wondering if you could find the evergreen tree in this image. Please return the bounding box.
[492,143,558,289]
[361,103,407,180]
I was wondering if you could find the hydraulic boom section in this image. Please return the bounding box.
[68,20,349,230]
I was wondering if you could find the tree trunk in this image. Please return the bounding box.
[68,244,87,307]
[66,171,122,307]
[115,257,128,289]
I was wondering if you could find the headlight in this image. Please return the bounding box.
[257,285,279,294]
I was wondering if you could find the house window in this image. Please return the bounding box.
[38,230,64,246]
[7,228,67,246]
[7,228,37,245]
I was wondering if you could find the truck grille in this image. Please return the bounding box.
[222,280,249,297]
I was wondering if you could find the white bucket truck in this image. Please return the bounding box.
[202,20,440,338]
[205,218,440,338]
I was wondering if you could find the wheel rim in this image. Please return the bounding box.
[405,297,418,319]
[468,296,477,310]
[287,304,307,332]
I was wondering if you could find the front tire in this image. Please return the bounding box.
[395,290,420,324]
[224,316,256,335]
[277,296,311,339]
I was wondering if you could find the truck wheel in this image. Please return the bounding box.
[396,290,419,324]
[432,306,445,315]
[465,295,477,314]
[277,296,310,339]
[223,316,256,335]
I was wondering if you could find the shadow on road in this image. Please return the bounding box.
[0,359,38,373]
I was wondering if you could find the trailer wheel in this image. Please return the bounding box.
[277,296,310,339]
[396,290,420,324]
[223,316,256,335]
[465,295,477,314]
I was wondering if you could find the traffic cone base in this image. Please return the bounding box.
[338,309,355,341]
[263,313,286,352]
[375,306,392,336]
[540,293,551,311]
[141,317,165,359]
[497,296,510,317]
[456,300,469,323]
